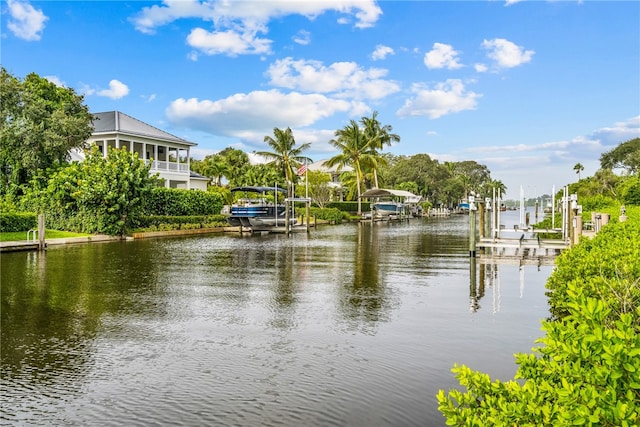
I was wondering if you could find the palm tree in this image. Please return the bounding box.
[360,111,400,188]
[256,127,312,197]
[201,155,228,186]
[573,163,584,180]
[326,120,376,215]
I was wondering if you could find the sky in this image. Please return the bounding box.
[2,0,639,199]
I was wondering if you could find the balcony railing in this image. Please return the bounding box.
[147,160,189,173]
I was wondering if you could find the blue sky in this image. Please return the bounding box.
[2,0,639,199]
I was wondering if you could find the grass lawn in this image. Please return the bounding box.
[0,230,91,242]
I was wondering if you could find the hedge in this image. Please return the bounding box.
[0,212,37,232]
[326,201,371,213]
[143,187,224,216]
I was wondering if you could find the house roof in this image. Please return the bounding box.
[92,111,196,146]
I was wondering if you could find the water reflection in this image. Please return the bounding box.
[1,217,553,426]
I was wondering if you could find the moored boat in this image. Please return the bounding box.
[227,186,296,231]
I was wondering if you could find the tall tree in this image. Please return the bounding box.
[256,127,312,197]
[326,120,376,215]
[1,68,94,196]
[600,138,640,174]
[360,111,400,188]
[217,147,250,187]
[573,163,585,180]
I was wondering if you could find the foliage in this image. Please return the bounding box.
[360,111,400,188]
[256,127,312,195]
[295,169,332,208]
[142,187,224,216]
[0,68,93,196]
[579,194,618,211]
[326,201,371,213]
[438,220,640,426]
[0,212,37,232]
[308,207,346,223]
[20,146,155,235]
[217,147,251,188]
[600,137,640,174]
[618,174,640,205]
[326,120,376,214]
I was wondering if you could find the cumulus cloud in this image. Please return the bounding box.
[131,0,381,55]
[165,90,369,138]
[371,44,394,60]
[186,26,271,56]
[482,38,535,69]
[266,57,400,100]
[6,0,48,41]
[97,80,130,99]
[424,43,463,70]
[396,79,481,119]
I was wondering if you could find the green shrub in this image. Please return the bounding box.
[142,187,224,216]
[0,212,37,232]
[308,207,346,223]
[438,219,640,426]
[326,201,371,213]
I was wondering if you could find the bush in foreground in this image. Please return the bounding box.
[437,220,640,426]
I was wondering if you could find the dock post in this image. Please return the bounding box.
[285,200,291,236]
[478,201,485,239]
[305,201,310,233]
[37,214,45,251]
[469,194,477,257]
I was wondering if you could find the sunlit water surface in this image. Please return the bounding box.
[1,213,552,426]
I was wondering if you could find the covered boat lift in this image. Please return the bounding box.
[360,188,422,220]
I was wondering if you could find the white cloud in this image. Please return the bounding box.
[131,0,381,55]
[505,0,525,6]
[97,80,130,99]
[474,63,488,73]
[371,44,394,60]
[397,79,481,119]
[424,43,463,70]
[266,57,400,100]
[293,30,311,45]
[186,26,271,56]
[590,115,640,148]
[6,0,48,41]
[165,90,368,139]
[482,38,535,69]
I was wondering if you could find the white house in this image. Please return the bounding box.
[80,111,208,190]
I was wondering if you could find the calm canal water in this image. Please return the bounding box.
[1,213,552,426]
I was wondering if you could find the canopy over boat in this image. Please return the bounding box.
[360,188,421,203]
[230,186,288,194]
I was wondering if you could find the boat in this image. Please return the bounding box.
[227,186,296,230]
[360,188,421,220]
[372,200,406,218]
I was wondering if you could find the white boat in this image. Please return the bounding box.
[360,188,422,220]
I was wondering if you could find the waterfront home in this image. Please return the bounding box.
[71,111,208,190]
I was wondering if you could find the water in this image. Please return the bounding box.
[1,213,552,426]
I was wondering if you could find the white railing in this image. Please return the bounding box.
[147,160,189,173]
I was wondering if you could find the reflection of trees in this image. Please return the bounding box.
[339,223,391,332]
[0,242,162,390]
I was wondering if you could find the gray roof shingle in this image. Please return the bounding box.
[92,111,195,146]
